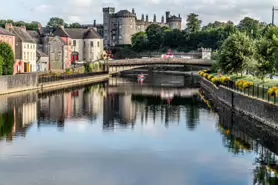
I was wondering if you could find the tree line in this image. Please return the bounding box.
[131,13,269,52]
[0,17,84,30]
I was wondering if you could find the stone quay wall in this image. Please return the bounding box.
[0,73,38,95]
[201,78,278,129]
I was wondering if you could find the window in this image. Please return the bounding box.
[130,25,133,28]
[24,52,26,60]
[91,41,94,47]
[119,25,122,29]
[27,52,29,60]
[130,19,133,22]
[73,40,76,46]
[112,36,115,40]
[119,36,122,40]
[27,44,29,49]
[97,41,99,47]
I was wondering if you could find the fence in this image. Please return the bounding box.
[38,71,108,84]
[220,81,277,104]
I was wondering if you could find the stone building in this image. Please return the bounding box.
[53,26,104,62]
[48,36,68,70]
[5,24,37,73]
[36,50,49,72]
[102,7,182,48]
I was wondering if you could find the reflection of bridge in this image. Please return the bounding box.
[108,58,212,74]
[108,85,199,97]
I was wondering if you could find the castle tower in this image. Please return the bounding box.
[166,11,170,23]
[103,7,115,49]
[161,16,164,23]
[153,14,156,22]
[132,8,135,14]
[146,14,149,22]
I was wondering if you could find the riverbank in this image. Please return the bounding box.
[0,72,109,96]
[200,77,278,129]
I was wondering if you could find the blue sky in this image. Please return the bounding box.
[0,0,277,28]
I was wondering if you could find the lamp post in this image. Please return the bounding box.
[272,6,278,25]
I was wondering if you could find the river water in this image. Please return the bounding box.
[0,72,277,185]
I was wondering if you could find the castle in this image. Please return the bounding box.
[102,7,182,49]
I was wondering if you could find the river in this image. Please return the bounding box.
[0,72,277,185]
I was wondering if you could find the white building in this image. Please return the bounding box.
[7,25,37,72]
[53,27,104,62]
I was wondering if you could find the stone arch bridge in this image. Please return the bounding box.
[108,58,212,74]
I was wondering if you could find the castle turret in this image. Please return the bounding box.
[153,14,156,22]
[132,8,135,14]
[161,16,164,23]
[146,14,149,22]
[141,14,144,21]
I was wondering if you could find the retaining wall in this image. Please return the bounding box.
[201,78,278,129]
[0,73,38,95]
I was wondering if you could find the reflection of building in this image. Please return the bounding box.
[118,95,136,123]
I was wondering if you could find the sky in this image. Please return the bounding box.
[0,0,277,28]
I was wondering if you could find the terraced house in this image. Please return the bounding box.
[5,24,36,72]
[53,26,103,63]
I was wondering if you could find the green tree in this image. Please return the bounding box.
[185,13,202,33]
[218,32,256,75]
[131,32,148,51]
[26,21,41,30]
[0,42,15,75]
[69,22,82,28]
[145,24,164,50]
[47,17,65,28]
[163,29,184,48]
[237,17,266,39]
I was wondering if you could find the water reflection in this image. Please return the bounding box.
[0,73,278,185]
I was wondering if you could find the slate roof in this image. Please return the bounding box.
[37,50,48,57]
[53,27,70,38]
[83,28,102,39]
[27,30,42,44]
[115,10,135,17]
[53,27,102,39]
[0,27,15,36]
[49,36,67,45]
[12,27,35,43]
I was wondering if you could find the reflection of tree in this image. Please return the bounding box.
[0,111,14,139]
[186,96,199,130]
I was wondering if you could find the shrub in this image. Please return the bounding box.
[236,80,254,89]
[65,68,71,73]
[211,77,220,85]
[268,87,278,96]
[220,76,230,85]
[208,75,214,80]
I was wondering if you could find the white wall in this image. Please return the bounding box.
[84,39,104,62]
[71,39,84,61]
[22,42,37,72]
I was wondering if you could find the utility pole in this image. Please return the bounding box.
[272,6,278,25]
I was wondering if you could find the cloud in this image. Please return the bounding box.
[2,0,277,26]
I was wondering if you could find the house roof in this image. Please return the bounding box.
[54,27,102,39]
[12,27,35,43]
[53,27,70,38]
[37,49,48,57]
[0,27,15,36]
[83,28,102,39]
[27,30,42,44]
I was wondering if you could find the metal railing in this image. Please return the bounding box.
[38,71,108,84]
[219,81,277,104]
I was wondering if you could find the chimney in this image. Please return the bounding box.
[132,8,135,14]
[153,14,156,22]
[38,23,42,30]
[21,25,26,31]
[141,14,144,21]
[161,16,164,23]
[93,20,96,27]
[5,23,13,31]
[146,14,149,22]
